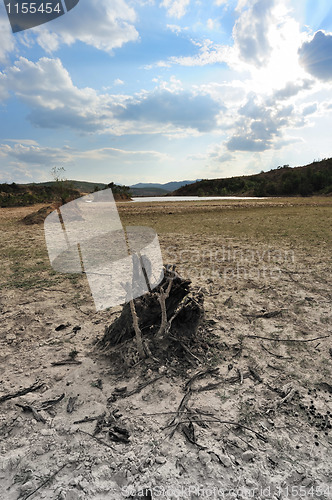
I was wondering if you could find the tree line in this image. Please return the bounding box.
[174,158,332,197]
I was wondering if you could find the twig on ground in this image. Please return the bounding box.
[22,463,68,500]
[109,375,164,401]
[15,403,47,423]
[51,360,82,366]
[67,396,78,414]
[74,414,103,424]
[244,310,283,319]
[170,336,202,363]
[78,429,115,450]
[245,334,331,343]
[184,368,219,391]
[0,382,44,404]
[166,418,267,442]
[193,372,250,393]
[248,366,263,383]
[261,344,292,360]
[278,387,296,407]
[40,393,65,410]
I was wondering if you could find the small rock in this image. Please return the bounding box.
[198,450,211,465]
[219,454,232,468]
[66,490,81,500]
[20,481,35,493]
[40,429,53,436]
[245,478,256,487]
[35,446,46,456]
[224,296,234,308]
[55,323,70,331]
[242,451,255,462]
[78,479,89,491]
[155,456,166,465]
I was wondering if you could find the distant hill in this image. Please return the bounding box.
[0,180,130,207]
[129,187,169,197]
[172,159,332,197]
[130,180,201,193]
[28,180,107,193]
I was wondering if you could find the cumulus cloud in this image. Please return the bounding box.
[1,57,221,135]
[210,151,234,163]
[161,0,190,19]
[0,142,73,165]
[225,93,300,152]
[298,30,332,81]
[31,0,138,54]
[227,136,267,152]
[75,146,170,163]
[155,38,231,68]
[1,57,113,132]
[0,141,170,172]
[114,89,223,132]
[233,0,276,67]
[271,80,313,102]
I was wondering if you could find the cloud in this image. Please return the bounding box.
[227,136,268,152]
[271,80,313,102]
[75,146,170,163]
[158,38,231,67]
[2,57,222,136]
[161,0,190,18]
[274,136,303,150]
[298,30,332,81]
[233,0,276,67]
[210,151,234,163]
[1,57,114,132]
[0,141,170,173]
[31,0,138,54]
[0,9,15,64]
[225,92,302,152]
[166,24,189,34]
[114,78,125,86]
[115,89,223,132]
[302,103,317,116]
[0,142,73,165]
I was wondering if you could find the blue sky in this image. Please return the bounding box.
[1,0,332,185]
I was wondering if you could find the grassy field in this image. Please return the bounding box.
[1,197,331,290]
[118,197,332,251]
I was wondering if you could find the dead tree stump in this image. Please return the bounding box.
[98,266,204,357]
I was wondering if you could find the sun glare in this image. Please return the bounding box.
[249,4,309,94]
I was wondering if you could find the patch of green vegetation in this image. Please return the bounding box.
[173,158,332,197]
[0,179,131,207]
[0,181,80,208]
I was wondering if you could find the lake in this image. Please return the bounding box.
[132,196,265,202]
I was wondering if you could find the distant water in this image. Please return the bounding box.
[132,196,265,202]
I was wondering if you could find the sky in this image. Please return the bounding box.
[0,0,332,185]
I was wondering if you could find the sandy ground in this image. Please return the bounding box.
[0,201,331,500]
